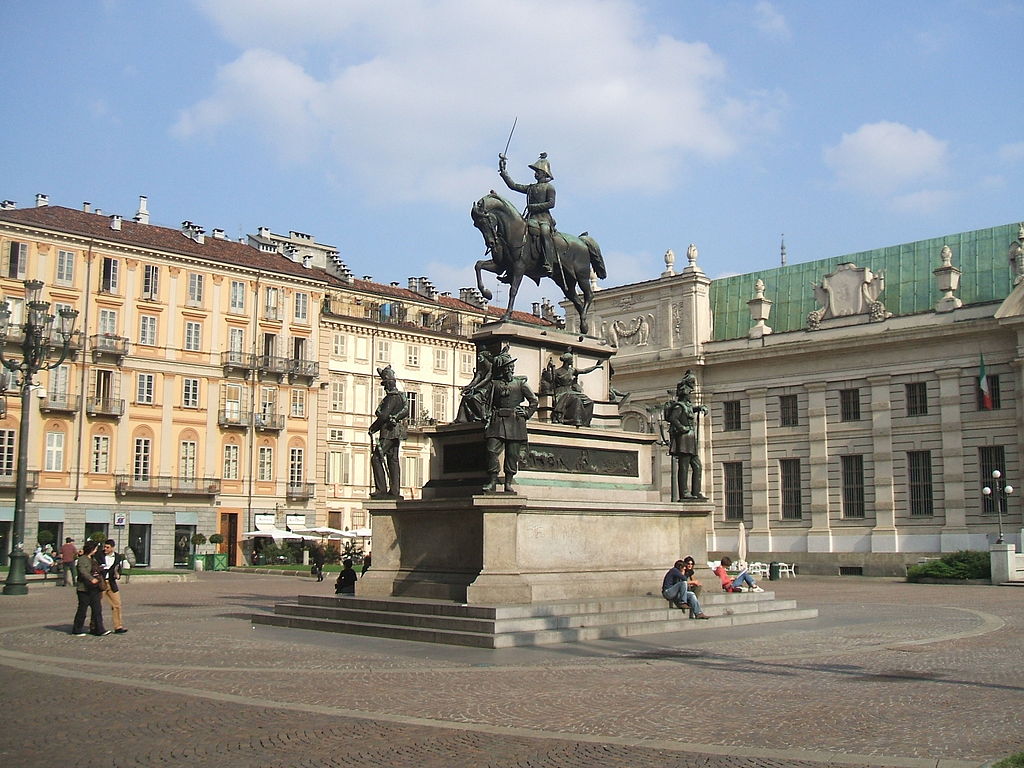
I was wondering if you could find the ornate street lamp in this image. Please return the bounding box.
[981,469,1014,545]
[0,279,78,596]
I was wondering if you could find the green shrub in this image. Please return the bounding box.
[992,752,1024,768]
[37,529,55,546]
[906,550,990,581]
[260,542,300,564]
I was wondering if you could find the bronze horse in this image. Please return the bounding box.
[471,192,606,334]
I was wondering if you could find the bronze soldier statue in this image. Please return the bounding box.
[368,365,408,499]
[664,374,708,501]
[454,348,494,423]
[545,352,603,427]
[483,349,538,493]
[498,151,557,276]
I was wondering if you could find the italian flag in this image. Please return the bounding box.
[979,353,993,410]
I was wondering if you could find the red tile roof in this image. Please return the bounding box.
[0,205,321,280]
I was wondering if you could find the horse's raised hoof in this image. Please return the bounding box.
[481,288,493,301]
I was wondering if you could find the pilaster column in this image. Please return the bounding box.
[868,375,898,552]
[806,381,832,552]
[937,367,969,551]
[747,388,772,551]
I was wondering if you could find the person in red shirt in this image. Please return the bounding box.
[59,537,78,587]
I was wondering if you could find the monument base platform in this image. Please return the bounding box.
[254,591,818,648]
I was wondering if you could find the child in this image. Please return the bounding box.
[714,556,764,593]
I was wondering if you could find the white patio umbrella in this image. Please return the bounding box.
[241,529,305,540]
[292,526,349,541]
[342,528,373,538]
[737,521,748,564]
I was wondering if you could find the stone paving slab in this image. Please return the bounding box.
[0,572,1019,767]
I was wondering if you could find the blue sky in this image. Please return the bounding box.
[2,0,1022,313]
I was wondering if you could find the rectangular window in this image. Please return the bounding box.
[980,445,1006,514]
[228,327,245,353]
[290,388,306,418]
[182,377,200,408]
[50,365,70,397]
[229,280,246,311]
[184,321,201,351]
[723,461,744,520]
[723,400,741,431]
[780,458,802,520]
[908,450,934,517]
[179,441,197,480]
[460,351,474,375]
[326,451,350,484]
[223,444,239,480]
[139,315,157,346]
[133,438,151,481]
[136,373,155,404]
[376,339,390,363]
[289,447,304,485]
[0,429,13,477]
[294,292,308,321]
[45,432,65,472]
[187,272,204,304]
[91,435,110,474]
[222,383,243,420]
[98,308,118,336]
[840,388,861,421]
[258,446,274,481]
[332,333,347,358]
[906,382,928,416]
[101,256,119,292]
[259,386,277,417]
[56,249,75,284]
[779,394,799,427]
[142,264,159,298]
[330,381,345,412]
[432,389,447,423]
[433,348,448,372]
[264,287,279,320]
[841,454,865,518]
[402,455,422,488]
[407,345,420,367]
[978,374,1002,410]
[406,391,418,420]
[328,428,345,442]
[6,242,27,278]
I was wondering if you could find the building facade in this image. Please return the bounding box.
[587,224,1024,575]
[0,195,547,568]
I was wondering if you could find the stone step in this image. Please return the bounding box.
[254,593,818,648]
[273,596,799,634]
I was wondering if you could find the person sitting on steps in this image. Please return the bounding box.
[714,556,765,593]
[662,559,709,619]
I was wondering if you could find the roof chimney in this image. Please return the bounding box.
[212,228,226,239]
[363,275,373,281]
[258,226,271,239]
[35,194,49,207]
[109,215,122,231]
[83,202,91,213]
[1,201,17,210]
[135,195,149,224]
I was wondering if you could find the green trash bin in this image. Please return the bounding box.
[769,562,781,581]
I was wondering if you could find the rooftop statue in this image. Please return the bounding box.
[472,151,606,334]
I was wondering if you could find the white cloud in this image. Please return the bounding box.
[823,121,949,197]
[751,2,791,41]
[178,0,773,205]
[890,188,954,214]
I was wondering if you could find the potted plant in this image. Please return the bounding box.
[190,533,207,570]
[207,533,227,571]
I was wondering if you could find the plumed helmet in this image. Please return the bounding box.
[528,152,553,180]
[376,365,397,383]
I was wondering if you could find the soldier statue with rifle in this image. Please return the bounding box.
[368,365,408,499]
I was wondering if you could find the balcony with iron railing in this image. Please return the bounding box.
[288,357,320,383]
[256,354,291,380]
[286,482,315,501]
[217,408,252,429]
[89,333,129,363]
[220,350,255,376]
[0,470,39,490]
[115,474,221,497]
[252,411,285,431]
[321,296,478,339]
[40,392,82,414]
[86,396,125,418]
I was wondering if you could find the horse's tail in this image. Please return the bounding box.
[579,232,606,280]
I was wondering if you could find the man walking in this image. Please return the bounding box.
[59,536,78,587]
[97,539,128,634]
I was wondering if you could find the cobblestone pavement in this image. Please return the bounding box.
[0,573,1020,767]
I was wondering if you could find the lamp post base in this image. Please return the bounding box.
[2,552,29,596]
